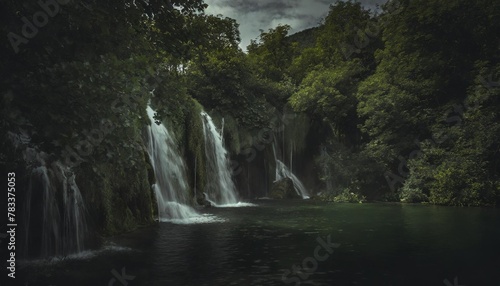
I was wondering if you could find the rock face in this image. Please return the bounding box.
[270,178,301,199]
[197,193,214,208]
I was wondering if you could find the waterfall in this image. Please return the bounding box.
[146,106,199,221]
[321,146,334,193]
[273,142,310,199]
[22,148,87,258]
[200,111,239,206]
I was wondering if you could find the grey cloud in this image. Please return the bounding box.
[205,0,388,50]
[223,0,296,13]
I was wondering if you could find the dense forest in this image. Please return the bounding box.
[1,0,499,243]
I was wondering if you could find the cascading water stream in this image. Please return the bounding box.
[146,106,200,221]
[200,111,242,206]
[273,141,310,199]
[21,147,87,258]
[320,146,334,193]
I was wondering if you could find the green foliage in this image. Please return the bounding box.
[0,0,220,238]
[290,62,362,117]
[318,189,366,203]
[390,61,500,206]
[288,46,325,84]
[189,14,241,55]
[316,140,385,200]
[152,70,191,142]
[290,61,365,145]
[424,62,500,206]
[285,27,319,51]
[400,179,429,204]
[333,189,367,203]
[188,47,277,130]
[357,0,499,164]
[289,0,499,206]
[247,24,295,81]
[316,1,376,65]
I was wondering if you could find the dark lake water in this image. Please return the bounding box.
[19,200,500,286]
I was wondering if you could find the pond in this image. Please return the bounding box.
[20,200,500,286]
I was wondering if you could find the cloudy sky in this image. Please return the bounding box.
[204,0,388,50]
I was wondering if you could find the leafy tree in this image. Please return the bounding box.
[247,24,295,82]
[316,1,377,65]
[290,60,366,146]
[425,62,500,206]
[357,0,498,164]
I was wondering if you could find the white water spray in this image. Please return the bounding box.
[146,106,200,221]
[201,111,248,206]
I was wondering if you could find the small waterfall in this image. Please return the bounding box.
[273,142,310,199]
[320,146,334,193]
[22,149,87,258]
[200,111,239,205]
[146,106,199,221]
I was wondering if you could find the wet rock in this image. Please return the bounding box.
[270,178,300,199]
